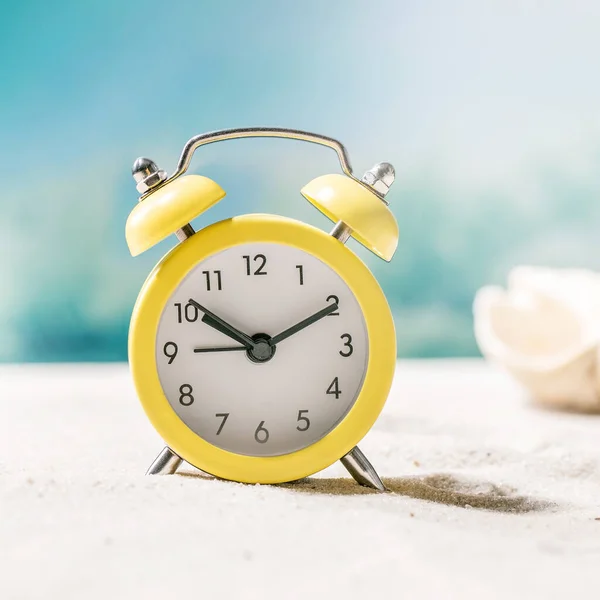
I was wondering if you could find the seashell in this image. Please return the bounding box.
[473,266,600,412]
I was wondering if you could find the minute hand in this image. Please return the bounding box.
[269,302,339,346]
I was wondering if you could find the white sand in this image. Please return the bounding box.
[1,360,598,599]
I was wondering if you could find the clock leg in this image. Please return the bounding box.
[146,446,183,475]
[340,446,386,492]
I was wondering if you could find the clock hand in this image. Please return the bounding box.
[201,314,248,343]
[193,345,247,354]
[188,299,256,349]
[269,301,339,346]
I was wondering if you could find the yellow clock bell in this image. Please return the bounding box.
[126,127,398,491]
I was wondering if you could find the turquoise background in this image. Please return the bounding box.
[1,1,599,362]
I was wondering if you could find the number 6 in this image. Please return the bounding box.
[254,421,269,443]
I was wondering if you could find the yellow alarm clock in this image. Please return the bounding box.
[126,128,398,491]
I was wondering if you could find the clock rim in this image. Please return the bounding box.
[129,213,396,484]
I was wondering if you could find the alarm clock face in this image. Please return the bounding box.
[155,242,368,457]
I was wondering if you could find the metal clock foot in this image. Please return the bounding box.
[146,446,183,475]
[340,446,386,492]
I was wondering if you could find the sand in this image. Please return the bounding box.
[1,360,598,599]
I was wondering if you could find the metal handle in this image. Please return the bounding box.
[170,127,355,181]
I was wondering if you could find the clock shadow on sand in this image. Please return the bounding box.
[176,471,552,514]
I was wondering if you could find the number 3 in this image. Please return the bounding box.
[339,333,353,357]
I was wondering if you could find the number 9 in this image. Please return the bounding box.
[164,342,178,364]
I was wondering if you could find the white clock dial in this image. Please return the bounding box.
[155,242,368,457]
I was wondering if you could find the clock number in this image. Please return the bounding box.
[326,295,340,316]
[202,270,222,291]
[295,265,304,285]
[243,254,267,276]
[215,413,229,435]
[254,421,269,444]
[174,302,200,323]
[179,384,194,406]
[326,377,341,398]
[339,334,353,357]
[296,409,310,431]
[163,342,178,364]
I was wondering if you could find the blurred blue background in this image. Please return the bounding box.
[1,1,599,362]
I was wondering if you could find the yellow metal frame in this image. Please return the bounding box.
[129,214,396,484]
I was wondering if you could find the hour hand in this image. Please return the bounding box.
[188,299,256,349]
